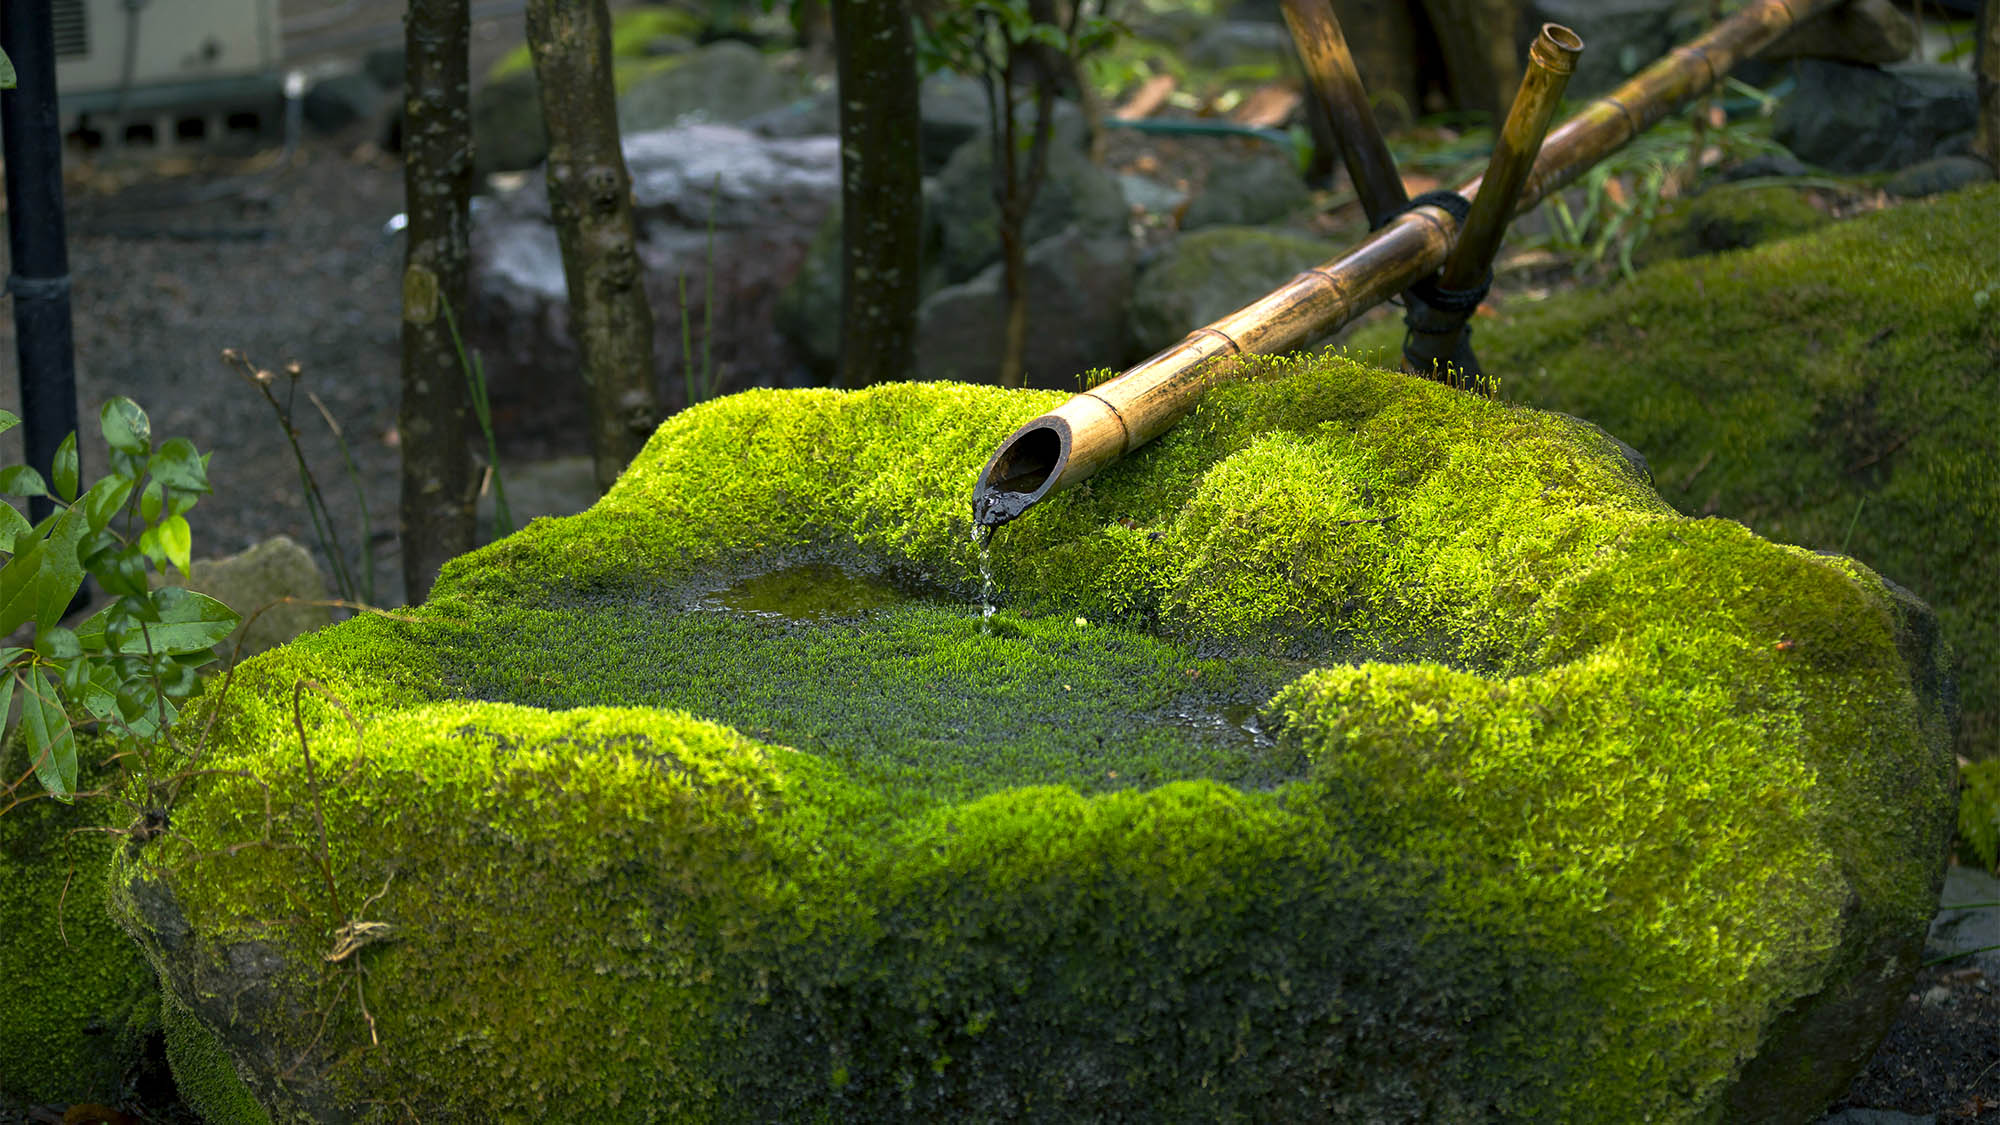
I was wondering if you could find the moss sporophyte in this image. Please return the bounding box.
[45,354,1955,1122]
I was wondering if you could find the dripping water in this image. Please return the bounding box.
[972,522,997,625]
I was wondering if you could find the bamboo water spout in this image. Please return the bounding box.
[971,0,1842,529]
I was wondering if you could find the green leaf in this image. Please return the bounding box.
[0,465,48,498]
[75,587,237,657]
[93,551,148,598]
[79,473,136,534]
[159,513,192,576]
[80,663,123,724]
[0,674,14,752]
[21,672,77,801]
[138,525,164,568]
[0,539,46,637]
[31,507,88,628]
[149,438,210,492]
[99,397,152,454]
[0,503,30,553]
[34,625,81,660]
[0,46,14,91]
[0,410,17,436]
[139,480,163,523]
[53,433,79,503]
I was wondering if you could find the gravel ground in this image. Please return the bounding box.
[3,142,415,605]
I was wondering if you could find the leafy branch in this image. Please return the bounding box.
[0,399,238,801]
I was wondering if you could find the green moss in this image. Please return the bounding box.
[0,737,158,1105]
[1353,183,2000,754]
[1961,758,2000,872]
[116,357,1954,1121]
[1631,182,1831,270]
[486,7,705,87]
[161,986,270,1125]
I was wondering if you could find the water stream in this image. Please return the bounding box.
[972,522,997,624]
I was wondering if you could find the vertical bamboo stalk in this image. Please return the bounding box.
[1281,0,1408,228]
[974,0,1843,527]
[528,0,660,495]
[1402,23,1582,386]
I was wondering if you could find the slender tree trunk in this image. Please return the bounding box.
[992,34,1055,389]
[1977,0,1999,177]
[527,0,659,495]
[400,0,476,605]
[832,0,923,388]
[1417,0,1523,121]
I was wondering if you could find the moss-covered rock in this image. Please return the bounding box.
[1352,183,1999,756]
[113,357,1954,1122]
[1630,182,1831,270]
[0,739,159,1106]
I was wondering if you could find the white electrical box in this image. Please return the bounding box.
[52,0,282,136]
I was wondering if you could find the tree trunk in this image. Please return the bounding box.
[1418,0,1523,121]
[400,0,476,605]
[527,0,659,495]
[832,0,923,389]
[1978,0,1999,177]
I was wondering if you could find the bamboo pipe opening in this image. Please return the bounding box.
[973,417,1070,527]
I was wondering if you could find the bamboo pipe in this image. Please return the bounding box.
[1402,24,1583,387]
[972,0,1843,528]
[1281,0,1408,229]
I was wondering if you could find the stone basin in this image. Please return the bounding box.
[114,354,1956,1122]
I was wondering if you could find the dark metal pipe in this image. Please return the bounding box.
[1402,23,1583,387]
[1280,0,1408,229]
[2,0,82,527]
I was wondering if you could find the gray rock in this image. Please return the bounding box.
[1126,226,1336,360]
[159,536,334,660]
[1885,155,1994,198]
[914,224,1134,388]
[745,72,1017,176]
[1181,153,1311,230]
[1763,0,1915,65]
[771,205,849,378]
[1117,172,1188,217]
[362,46,404,92]
[470,124,839,418]
[615,40,805,136]
[1527,0,1708,97]
[302,72,384,135]
[472,71,549,175]
[1775,60,1977,173]
[1924,865,2000,982]
[930,109,1125,284]
[1186,20,1293,71]
[1722,152,1816,181]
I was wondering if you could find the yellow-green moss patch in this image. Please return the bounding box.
[1352,183,1999,753]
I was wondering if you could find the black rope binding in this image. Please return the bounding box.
[1388,190,1494,393]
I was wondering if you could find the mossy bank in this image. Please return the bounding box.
[113,357,1955,1122]
[1353,182,1999,755]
